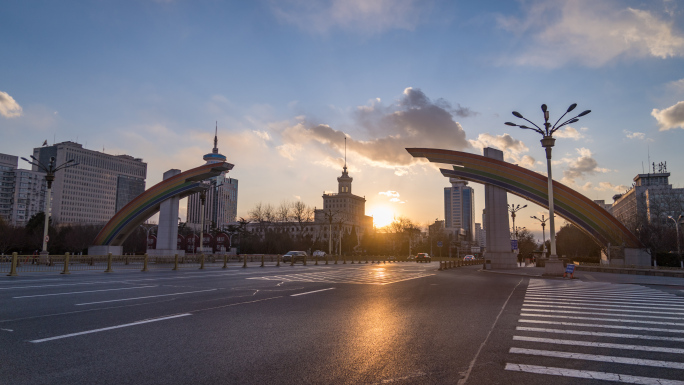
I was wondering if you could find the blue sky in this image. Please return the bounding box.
[2,0,684,237]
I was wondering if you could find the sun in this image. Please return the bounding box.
[369,205,395,228]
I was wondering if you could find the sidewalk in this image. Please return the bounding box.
[480,265,684,286]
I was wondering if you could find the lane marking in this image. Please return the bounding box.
[74,289,218,306]
[13,286,157,298]
[524,294,684,305]
[520,312,684,326]
[523,303,684,316]
[505,363,684,385]
[510,347,684,370]
[291,288,335,296]
[29,314,191,343]
[524,299,684,311]
[516,326,684,342]
[457,278,524,385]
[513,336,684,354]
[519,319,684,334]
[0,282,113,290]
[521,308,684,320]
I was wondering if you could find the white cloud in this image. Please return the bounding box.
[554,126,586,140]
[379,191,400,197]
[498,0,684,67]
[0,91,23,118]
[269,0,430,35]
[560,148,610,183]
[596,181,628,193]
[652,101,684,130]
[253,130,272,141]
[623,130,646,140]
[469,133,536,168]
[668,78,684,92]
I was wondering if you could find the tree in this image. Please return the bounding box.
[555,223,601,263]
[515,228,537,262]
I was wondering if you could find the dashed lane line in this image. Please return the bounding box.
[13,285,158,298]
[291,288,335,296]
[74,288,218,306]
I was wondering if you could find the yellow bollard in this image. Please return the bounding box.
[303,255,307,266]
[334,256,337,265]
[142,253,148,272]
[276,255,281,267]
[261,254,265,267]
[173,254,179,271]
[105,253,113,273]
[315,256,318,265]
[243,255,247,268]
[7,252,18,276]
[222,254,227,269]
[325,256,328,265]
[199,254,205,269]
[343,256,346,264]
[61,253,71,275]
[351,258,354,264]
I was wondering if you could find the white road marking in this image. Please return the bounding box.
[523,303,684,316]
[1,328,13,332]
[524,294,684,305]
[520,312,684,326]
[516,326,684,342]
[521,307,684,320]
[510,347,684,370]
[29,314,191,343]
[0,282,112,290]
[291,288,335,296]
[74,289,218,306]
[13,285,157,298]
[519,319,684,334]
[505,363,684,385]
[513,335,684,354]
[524,299,684,311]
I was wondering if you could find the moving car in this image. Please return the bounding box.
[281,251,308,263]
[463,255,475,261]
[313,250,326,257]
[415,253,431,263]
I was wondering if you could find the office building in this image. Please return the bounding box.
[0,154,17,223]
[32,141,147,225]
[12,168,47,226]
[444,177,475,241]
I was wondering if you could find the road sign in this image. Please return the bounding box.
[44,235,50,243]
[437,241,443,248]
[510,239,518,250]
[564,264,576,278]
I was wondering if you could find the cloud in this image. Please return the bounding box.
[554,126,586,140]
[469,133,536,168]
[652,101,684,130]
[596,181,629,193]
[379,191,400,197]
[278,87,470,169]
[0,91,23,118]
[623,130,646,140]
[498,0,684,67]
[560,148,610,183]
[269,0,430,35]
[668,78,684,92]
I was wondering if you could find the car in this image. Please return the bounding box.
[463,255,475,261]
[312,250,326,257]
[281,251,308,263]
[415,253,431,263]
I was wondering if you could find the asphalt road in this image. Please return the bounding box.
[1,263,683,384]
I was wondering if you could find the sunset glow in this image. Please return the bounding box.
[369,206,396,228]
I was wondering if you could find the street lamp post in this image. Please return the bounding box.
[140,224,158,252]
[667,214,683,269]
[531,215,549,259]
[21,156,79,259]
[508,204,527,241]
[199,183,209,255]
[506,103,591,275]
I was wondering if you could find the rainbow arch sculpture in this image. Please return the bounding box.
[406,148,640,248]
[93,162,233,246]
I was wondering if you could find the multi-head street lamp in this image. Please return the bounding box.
[21,155,79,254]
[507,204,527,240]
[505,103,591,275]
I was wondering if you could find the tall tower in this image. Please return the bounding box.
[444,177,475,241]
[338,137,352,194]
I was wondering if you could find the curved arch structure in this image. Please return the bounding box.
[407,148,639,248]
[93,162,233,246]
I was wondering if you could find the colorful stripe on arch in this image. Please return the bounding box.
[406,148,639,248]
[93,162,233,246]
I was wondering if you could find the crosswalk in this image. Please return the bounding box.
[506,279,684,384]
[246,266,435,285]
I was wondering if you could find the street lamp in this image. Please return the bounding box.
[198,182,210,255]
[323,209,338,255]
[507,204,527,240]
[531,215,549,259]
[506,103,591,275]
[667,214,683,269]
[21,155,79,256]
[139,224,158,252]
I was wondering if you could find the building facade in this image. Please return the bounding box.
[444,177,475,241]
[32,141,147,225]
[187,130,238,231]
[12,169,47,226]
[0,154,17,223]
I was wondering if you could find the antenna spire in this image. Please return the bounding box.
[213,121,218,154]
[344,136,347,168]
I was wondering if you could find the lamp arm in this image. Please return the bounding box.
[519,116,543,131]
[552,111,570,130]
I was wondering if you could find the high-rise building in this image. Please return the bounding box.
[444,177,475,241]
[32,141,147,225]
[12,168,47,226]
[187,128,238,231]
[0,154,17,223]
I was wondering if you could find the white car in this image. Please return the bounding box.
[313,250,326,257]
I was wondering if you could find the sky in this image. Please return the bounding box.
[2,0,684,240]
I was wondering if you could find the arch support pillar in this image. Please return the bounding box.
[483,148,517,269]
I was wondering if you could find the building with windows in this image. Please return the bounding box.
[11,168,47,226]
[0,154,18,223]
[31,141,147,225]
[187,130,238,231]
[444,177,475,241]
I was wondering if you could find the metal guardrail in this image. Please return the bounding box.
[577,262,684,271]
[437,259,483,270]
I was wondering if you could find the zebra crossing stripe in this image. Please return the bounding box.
[513,336,684,354]
[509,348,684,369]
[523,303,684,316]
[520,312,684,326]
[524,294,684,305]
[516,326,684,342]
[524,299,684,311]
[519,318,684,334]
[524,298,684,309]
[521,307,684,320]
[505,363,684,384]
